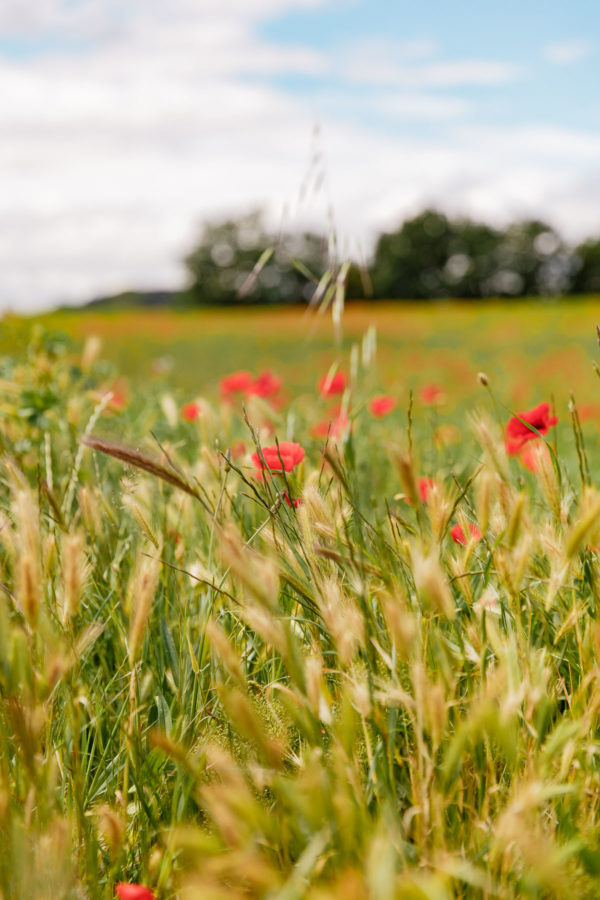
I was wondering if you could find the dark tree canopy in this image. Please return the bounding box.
[570,239,600,294]
[183,212,331,306]
[370,210,579,300]
[172,207,600,308]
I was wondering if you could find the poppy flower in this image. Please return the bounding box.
[451,523,482,545]
[248,370,281,398]
[228,440,246,459]
[318,371,347,396]
[577,403,600,423]
[312,410,349,440]
[181,401,202,422]
[220,371,253,397]
[420,383,445,405]
[505,402,557,456]
[251,441,305,473]
[369,395,396,418]
[115,883,157,900]
[283,491,302,508]
[519,441,551,473]
[419,477,435,503]
[167,528,183,545]
[100,380,128,413]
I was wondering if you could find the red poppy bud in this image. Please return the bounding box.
[369,395,396,417]
[318,371,347,396]
[418,477,435,503]
[115,883,157,900]
[248,370,282,398]
[220,371,253,397]
[450,523,482,545]
[181,401,202,422]
[420,383,445,405]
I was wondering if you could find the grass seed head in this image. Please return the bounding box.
[564,488,600,558]
[95,804,125,859]
[61,530,89,623]
[381,592,417,659]
[319,575,365,665]
[470,411,508,479]
[217,525,279,609]
[13,487,42,627]
[127,545,162,665]
[81,334,102,372]
[411,549,455,620]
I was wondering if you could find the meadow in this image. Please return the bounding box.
[2,298,600,899]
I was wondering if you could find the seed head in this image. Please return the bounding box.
[128,547,162,665]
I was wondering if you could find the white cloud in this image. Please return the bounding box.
[339,39,522,88]
[309,89,470,122]
[372,93,470,119]
[1,2,600,312]
[544,39,594,65]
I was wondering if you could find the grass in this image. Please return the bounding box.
[1,301,600,898]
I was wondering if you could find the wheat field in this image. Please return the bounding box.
[1,303,600,898]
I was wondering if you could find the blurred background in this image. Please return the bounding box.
[3,0,600,313]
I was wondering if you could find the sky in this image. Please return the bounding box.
[3,0,600,311]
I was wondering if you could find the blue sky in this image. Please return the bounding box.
[260,0,600,130]
[1,0,600,310]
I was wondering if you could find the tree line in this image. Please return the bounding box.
[182,209,600,304]
[87,208,600,310]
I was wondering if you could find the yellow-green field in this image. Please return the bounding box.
[2,299,600,899]
[3,298,599,405]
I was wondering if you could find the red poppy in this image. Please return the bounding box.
[419,477,435,503]
[505,402,557,455]
[100,379,128,413]
[248,370,282,398]
[251,441,305,473]
[318,371,347,396]
[420,383,445,405]
[312,410,349,439]
[519,441,551,473]
[220,371,253,397]
[369,395,396,417]
[181,401,202,422]
[283,491,302,508]
[451,523,482,545]
[229,440,246,459]
[167,528,183,545]
[577,403,600,423]
[115,884,157,900]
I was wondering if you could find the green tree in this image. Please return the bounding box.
[183,212,332,305]
[442,219,503,298]
[489,220,572,296]
[570,238,600,293]
[371,210,505,299]
[371,210,454,299]
[370,210,573,299]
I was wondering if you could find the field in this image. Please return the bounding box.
[2,298,600,899]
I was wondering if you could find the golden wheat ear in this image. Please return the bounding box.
[81,433,211,510]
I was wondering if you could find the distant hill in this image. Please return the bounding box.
[81,289,184,310]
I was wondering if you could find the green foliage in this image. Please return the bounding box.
[81,209,600,309]
[371,210,576,300]
[571,238,600,294]
[183,211,332,306]
[1,323,600,898]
